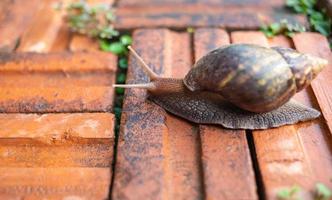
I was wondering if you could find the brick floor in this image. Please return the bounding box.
[1,0,332,199]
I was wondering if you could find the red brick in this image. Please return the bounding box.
[0,0,40,52]
[0,86,113,113]
[0,72,113,87]
[115,5,306,30]
[0,52,116,112]
[49,23,71,52]
[0,168,110,199]
[231,31,269,46]
[268,35,293,48]
[164,31,203,199]
[0,113,114,167]
[195,28,257,200]
[70,35,100,52]
[292,33,332,134]
[17,0,68,53]
[232,31,332,198]
[118,0,285,6]
[112,29,204,200]
[0,51,117,72]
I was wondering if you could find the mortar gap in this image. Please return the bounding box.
[246,130,266,200]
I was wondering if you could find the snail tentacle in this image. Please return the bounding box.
[128,46,160,80]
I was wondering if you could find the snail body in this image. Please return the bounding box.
[114,45,327,129]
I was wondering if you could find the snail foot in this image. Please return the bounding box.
[150,92,320,130]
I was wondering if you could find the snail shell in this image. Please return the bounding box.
[184,44,327,113]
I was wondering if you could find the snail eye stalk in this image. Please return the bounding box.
[128,46,160,80]
[113,82,156,90]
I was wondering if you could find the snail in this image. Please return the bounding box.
[114,44,328,129]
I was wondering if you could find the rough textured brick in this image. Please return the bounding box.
[231,31,332,199]
[0,86,113,113]
[112,29,204,200]
[118,0,285,6]
[0,52,116,112]
[0,0,40,52]
[17,0,69,52]
[70,35,100,52]
[115,5,306,29]
[194,28,257,200]
[0,113,114,167]
[292,33,332,134]
[0,51,117,72]
[49,23,71,52]
[0,72,113,87]
[0,168,110,199]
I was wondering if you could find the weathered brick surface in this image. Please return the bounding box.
[118,0,285,6]
[17,0,68,53]
[0,52,116,72]
[0,0,40,52]
[0,52,116,112]
[70,35,100,52]
[49,23,71,52]
[115,5,306,29]
[292,33,332,134]
[0,113,114,167]
[0,86,113,113]
[112,29,204,200]
[194,28,257,200]
[0,72,113,87]
[0,168,110,199]
[231,31,332,199]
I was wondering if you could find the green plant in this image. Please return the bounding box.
[277,185,302,200]
[63,1,133,134]
[66,0,118,39]
[286,0,331,37]
[261,19,306,37]
[315,183,332,200]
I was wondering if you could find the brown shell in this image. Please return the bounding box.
[183,44,326,113]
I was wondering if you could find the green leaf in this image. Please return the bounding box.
[108,42,126,55]
[117,73,126,84]
[114,107,122,120]
[316,183,332,200]
[99,39,111,51]
[119,57,128,69]
[116,87,125,95]
[270,23,282,34]
[276,185,301,200]
[120,35,133,46]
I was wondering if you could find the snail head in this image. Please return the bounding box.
[113,46,184,94]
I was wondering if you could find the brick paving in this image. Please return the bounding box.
[0,0,332,200]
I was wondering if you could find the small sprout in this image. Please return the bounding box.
[120,35,133,46]
[99,40,127,55]
[261,19,306,38]
[114,107,122,120]
[117,73,126,84]
[285,0,332,43]
[108,42,127,55]
[119,57,128,69]
[116,87,125,95]
[277,185,302,200]
[64,1,118,40]
[315,183,332,200]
